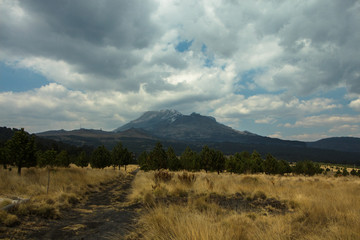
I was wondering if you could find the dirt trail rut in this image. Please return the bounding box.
[27,169,140,240]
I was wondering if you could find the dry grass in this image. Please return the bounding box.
[0,164,126,223]
[128,170,360,240]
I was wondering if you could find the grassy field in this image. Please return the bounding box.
[0,165,134,227]
[2,165,359,239]
[128,170,360,240]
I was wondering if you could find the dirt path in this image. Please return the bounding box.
[22,169,140,240]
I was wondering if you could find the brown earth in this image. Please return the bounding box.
[0,169,140,240]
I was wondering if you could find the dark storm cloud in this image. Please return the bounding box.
[0,0,160,90]
[20,0,158,49]
[254,0,360,94]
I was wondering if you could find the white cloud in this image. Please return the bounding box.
[329,124,359,134]
[213,95,339,120]
[268,132,282,139]
[284,115,360,128]
[287,133,330,142]
[349,98,360,111]
[255,117,276,124]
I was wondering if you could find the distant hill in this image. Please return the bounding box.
[32,110,360,165]
[307,137,360,153]
[0,126,93,156]
[0,126,16,142]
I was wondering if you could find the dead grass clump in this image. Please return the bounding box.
[252,190,267,200]
[0,199,12,209]
[0,210,19,227]
[191,196,211,212]
[143,192,155,208]
[152,184,169,198]
[170,186,188,198]
[177,172,196,186]
[241,175,260,184]
[13,201,60,219]
[154,170,173,184]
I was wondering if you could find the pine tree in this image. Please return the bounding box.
[150,142,167,170]
[76,151,89,168]
[167,147,181,171]
[200,145,212,173]
[6,128,37,175]
[90,145,111,169]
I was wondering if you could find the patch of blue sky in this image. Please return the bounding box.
[201,44,207,53]
[204,57,214,68]
[200,44,215,68]
[175,39,193,52]
[234,68,280,97]
[0,62,49,92]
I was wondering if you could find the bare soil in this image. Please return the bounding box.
[0,170,140,240]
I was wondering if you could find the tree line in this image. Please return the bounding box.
[0,128,133,174]
[1,129,359,177]
[138,142,335,176]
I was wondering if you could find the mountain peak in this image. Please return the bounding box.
[135,109,182,123]
[114,109,254,142]
[114,109,183,132]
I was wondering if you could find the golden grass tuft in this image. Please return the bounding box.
[0,210,19,227]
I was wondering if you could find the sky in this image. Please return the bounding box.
[1,0,360,141]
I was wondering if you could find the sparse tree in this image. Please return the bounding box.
[200,145,212,173]
[90,145,111,169]
[350,168,357,176]
[112,142,126,170]
[180,147,199,171]
[149,142,167,170]
[6,128,37,175]
[251,150,263,173]
[293,160,322,176]
[122,148,132,171]
[0,146,9,169]
[167,147,181,171]
[278,159,292,175]
[138,151,150,171]
[55,150,70,167]
[225,155,237,173]
[76,151,89,168]
[213,150,225,174]
[263,154,279,174]
[37,149,57,168]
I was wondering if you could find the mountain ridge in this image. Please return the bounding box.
[114,109,260,143]
[26,109,360,164]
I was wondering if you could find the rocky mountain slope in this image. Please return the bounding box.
[114,110,303,146]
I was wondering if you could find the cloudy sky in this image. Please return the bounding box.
[1,0,360,141]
